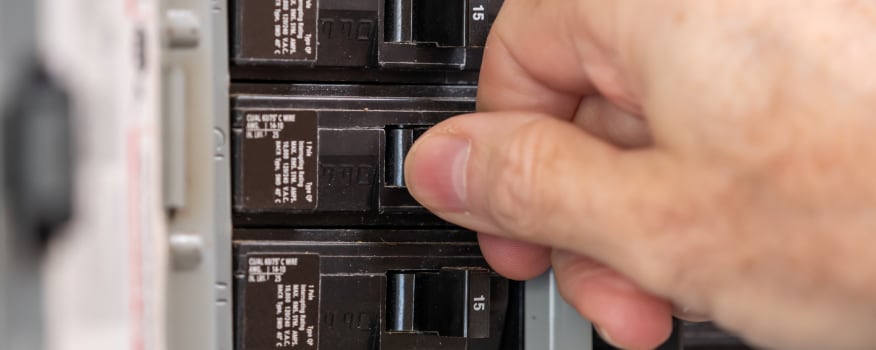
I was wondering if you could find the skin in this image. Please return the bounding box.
[404,1,876,349]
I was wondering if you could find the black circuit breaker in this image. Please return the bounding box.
[229,1,748,350]
[229,1,519,350]
[230,0,501,82]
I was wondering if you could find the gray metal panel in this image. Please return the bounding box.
[525,270,593,350]
[158,0,232,348]
[209,0,234,348]
[160,0,222,349]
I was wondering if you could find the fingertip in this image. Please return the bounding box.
[404,132,471,213]
[553,252,673,350]
[477,233,551,280]
[591,287,674,350]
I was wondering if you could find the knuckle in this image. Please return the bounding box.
[485,120,561,239]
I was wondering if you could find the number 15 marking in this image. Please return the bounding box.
[473,295,486,311]
[472,5,485,21]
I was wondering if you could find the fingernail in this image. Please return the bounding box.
[405,134,471,212]
[594,324,624,349]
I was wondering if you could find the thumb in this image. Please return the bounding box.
[405,111,681,285]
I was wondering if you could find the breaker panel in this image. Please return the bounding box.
[0,0,755,349]
[223,1,752,350]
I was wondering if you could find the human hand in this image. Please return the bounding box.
[405,1,876,349]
